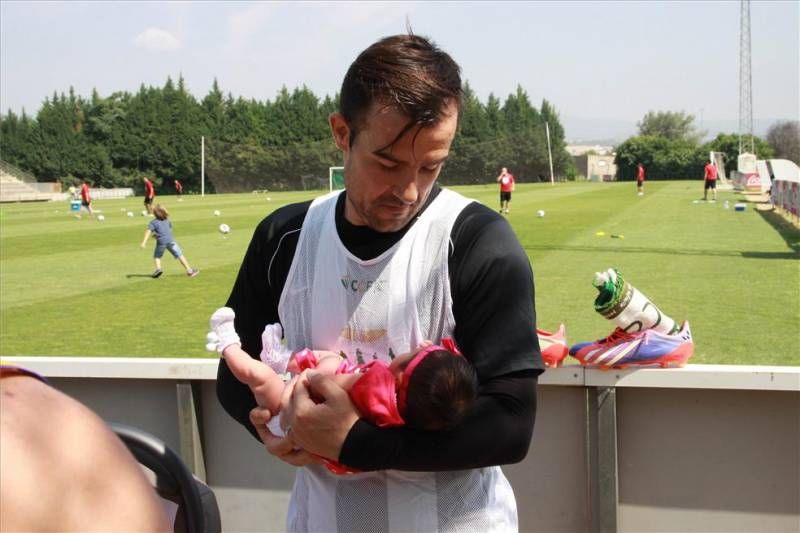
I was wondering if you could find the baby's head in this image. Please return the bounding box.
[395,345,478,431]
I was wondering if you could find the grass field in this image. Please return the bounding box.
[1,181,798,366]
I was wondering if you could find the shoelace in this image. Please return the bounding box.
[600,328,633,345]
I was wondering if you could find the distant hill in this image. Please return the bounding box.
[563,116,787,145]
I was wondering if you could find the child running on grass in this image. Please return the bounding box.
[206,307,478,474]
[139,204,199,278]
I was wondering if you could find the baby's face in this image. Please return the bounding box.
[388,341,433,382]
[388,351,416,378]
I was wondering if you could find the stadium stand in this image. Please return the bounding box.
[0,160,61,202]
[0,160,134,202]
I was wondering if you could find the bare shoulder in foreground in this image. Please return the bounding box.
[0,370,171,532]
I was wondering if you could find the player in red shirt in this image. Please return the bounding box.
[143,177,155,214]
[496,167,515,214]
[174,179,183,200]
[636,163,645,196]
[703,161,718,202]
[79,181,94,216]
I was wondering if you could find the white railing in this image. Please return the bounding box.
[4,357,799,533]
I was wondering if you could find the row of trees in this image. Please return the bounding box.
[615,110,797,181]
[0,77,571,193]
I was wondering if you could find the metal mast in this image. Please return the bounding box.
[738,0,754,154]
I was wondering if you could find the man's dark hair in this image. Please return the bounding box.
[404,350,478,431]
[340,34,462,148]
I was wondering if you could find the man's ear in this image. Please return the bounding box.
[329,113,351,153]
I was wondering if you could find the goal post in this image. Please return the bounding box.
[329,166,345,191]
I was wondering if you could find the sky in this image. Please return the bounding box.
[1,1,798,142]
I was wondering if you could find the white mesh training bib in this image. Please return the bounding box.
[278,189,518,533]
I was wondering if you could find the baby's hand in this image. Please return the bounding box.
[286,357,301,374]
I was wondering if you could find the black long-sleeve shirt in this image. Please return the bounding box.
[216,186,544,471]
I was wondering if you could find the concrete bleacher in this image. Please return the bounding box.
[0,161,134,202]
[0,161,62,202]
[0,172,61,202]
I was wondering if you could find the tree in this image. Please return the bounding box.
[615,136,706,180]
[3,76,571,190]
[201,79,226,140]
[0,109,36,170]
[765,120,800,164]
[498,86,544,181]
[638,111,702,143]
[702,133,774,176]
[443,82,491,184]
[28,92,84,181]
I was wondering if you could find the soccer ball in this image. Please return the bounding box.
[97,215,105,221]
[537,210,545,218]
[127,211,134,217]
[141,210,148,216]
[213,210,221,216]
[219,223,231,234]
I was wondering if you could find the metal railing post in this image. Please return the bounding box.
[587,386,618,533]
[176,380,207,482]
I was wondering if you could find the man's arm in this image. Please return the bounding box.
[340,371,537,471]
[286,203,543,470]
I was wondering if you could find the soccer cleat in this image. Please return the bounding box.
[569,321,694,369]
[188,269,200,277]
[151,269,163,279]
[537,324,569,367]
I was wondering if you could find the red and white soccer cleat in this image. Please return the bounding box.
[537,324,569,368]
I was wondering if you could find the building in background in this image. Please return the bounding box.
[568,145,618,182]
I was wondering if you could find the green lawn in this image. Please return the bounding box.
[1,182,798,365]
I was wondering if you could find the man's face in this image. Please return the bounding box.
[329,101,459,233]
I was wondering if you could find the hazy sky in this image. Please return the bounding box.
[1,0,798,129]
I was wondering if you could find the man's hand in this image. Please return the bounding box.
[281,371,360,461]
[249,407,319,467]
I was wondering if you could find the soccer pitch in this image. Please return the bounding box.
[1,181,798,366]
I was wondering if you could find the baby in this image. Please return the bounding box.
[206,307,478,474]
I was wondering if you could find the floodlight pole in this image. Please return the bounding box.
[201,136,205,197]
[545,121,555,185]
